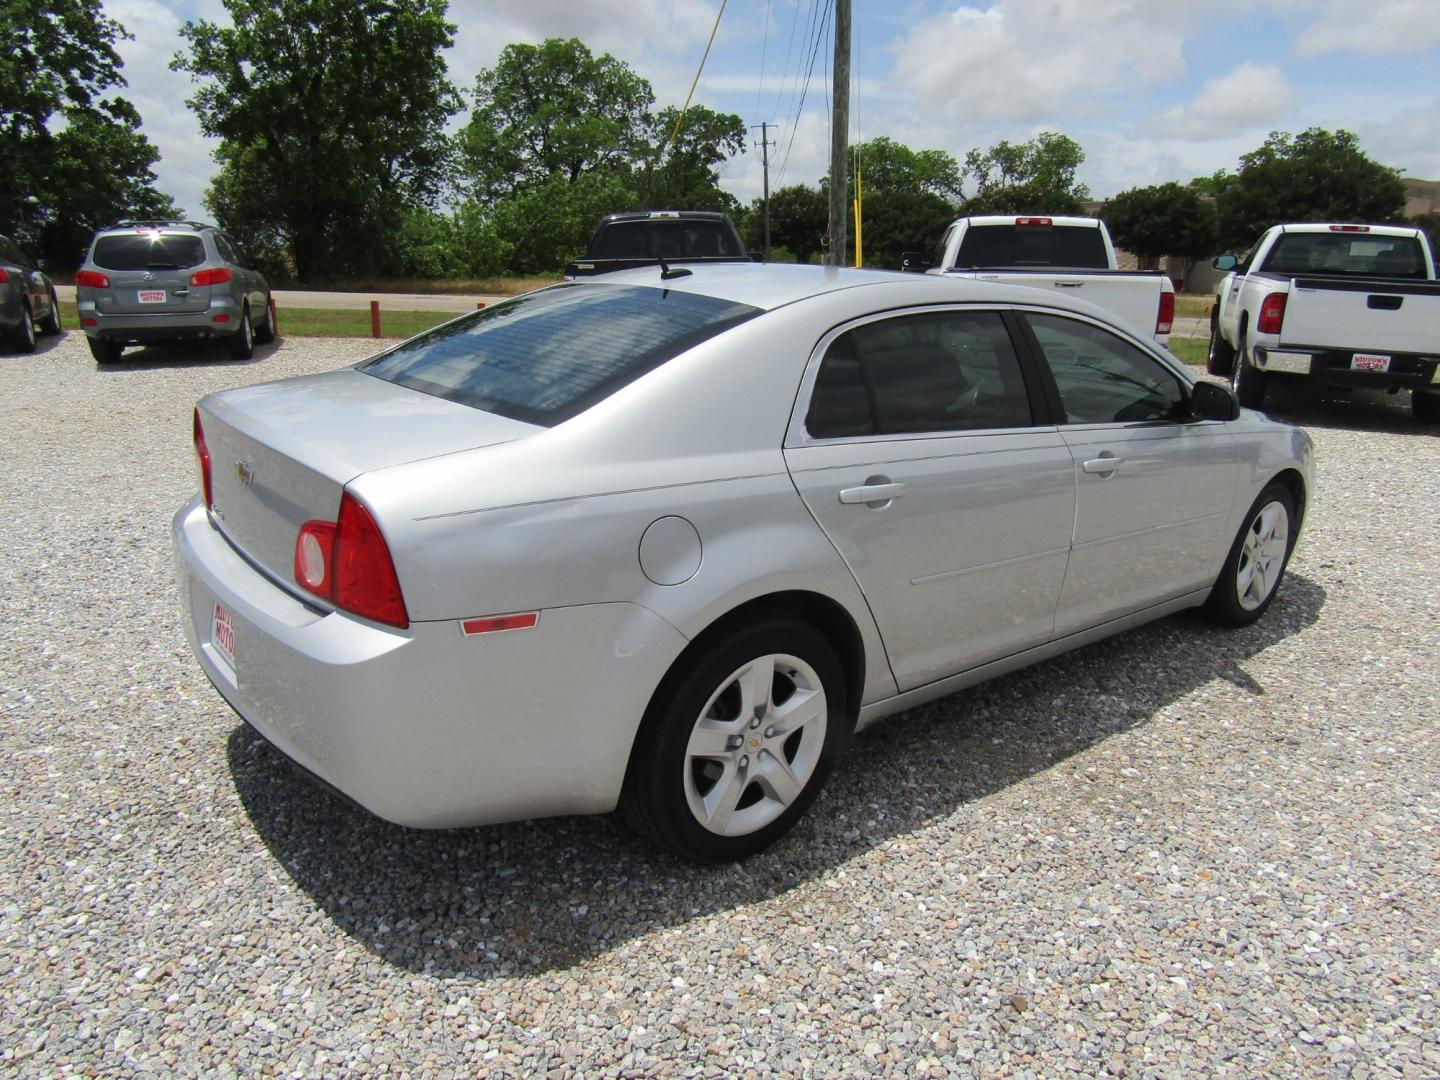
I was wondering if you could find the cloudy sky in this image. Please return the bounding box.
[104,0,1440,218]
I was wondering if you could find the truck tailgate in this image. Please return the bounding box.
[1281,278,1440,353]
[948,269,1168,341]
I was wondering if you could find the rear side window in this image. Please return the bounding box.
[955,225,1108,268]
[1261,233,1428,279]
[361,284,760,426]
[807,311,1033,438]
[591,220,744,259]
[92,233,206,271]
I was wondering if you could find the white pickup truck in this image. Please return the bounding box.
[1208,223,1440,421]
[903,215,1176,345]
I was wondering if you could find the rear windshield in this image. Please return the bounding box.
[360,283,761,426]
[1260,232,1428,279]
[590,220,744,260]
[955,224,1108,269]
[92,232,206,271]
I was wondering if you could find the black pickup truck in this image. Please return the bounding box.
[564,211,755,279]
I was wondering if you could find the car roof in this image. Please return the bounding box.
[579,261,1112,317]
[97,220,217,234]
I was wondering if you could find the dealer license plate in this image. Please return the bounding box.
[211,601,237,671]
[1352,353,1390,372]
[137,289,166,304]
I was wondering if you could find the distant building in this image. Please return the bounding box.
[1403,177,1440,218]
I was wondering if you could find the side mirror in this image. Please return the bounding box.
[1212,254,1238,271]
[1191,380,1240,421]
[899,251,930,273]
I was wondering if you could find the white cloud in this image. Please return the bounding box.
[1148,63,1295,141]
[892,0,1194,126]
[1296,0,1440,55]
[1350,97,1440,178]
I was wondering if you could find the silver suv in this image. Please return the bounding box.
[76,220,272,365]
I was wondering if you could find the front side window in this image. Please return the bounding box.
[1027,314,1185,424]
[361,283,759,426]
[92,232,206,271]
[806,310,1033,439]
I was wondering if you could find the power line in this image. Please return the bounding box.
[775,0,822,161]
[769,0,807,127]
[752,0,772,127]
[660,0,729,158]
[775,0,831,189]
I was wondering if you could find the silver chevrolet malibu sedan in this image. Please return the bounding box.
[174,264,1313,862]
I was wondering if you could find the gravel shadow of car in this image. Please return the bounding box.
[3,328,68,357]
[228,574,1325,979]
[91,338,281,370]
[1258,376,1439,437]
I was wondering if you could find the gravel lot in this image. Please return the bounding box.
[2,330,1437,1077]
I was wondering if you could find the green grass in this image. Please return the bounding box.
[1166,336,1208,367]
[57,300,462,340]
[1175,294,1214,319]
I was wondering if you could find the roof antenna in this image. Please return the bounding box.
[657,254,692,280]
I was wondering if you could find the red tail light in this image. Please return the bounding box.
[295,492,409,628]
[0,268,8,284]
[76,269,110,288]
[190,267,233,287]
[193,409,213,510]
[1156,291,1175,335]
[1257,292,1287,335]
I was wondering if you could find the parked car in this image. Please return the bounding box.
[174,264,1313,862]
[564,210,754,279]
[75,220,273,365]
[1208,222,1440,420]
[0,234,62,353]
[902,215,1176,345]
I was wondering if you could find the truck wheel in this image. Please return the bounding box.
[1414,391,1440,424]
[1231,331,1268,409]
[1206,310,1235,376]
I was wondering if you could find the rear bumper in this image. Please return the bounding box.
[79,297,242,342]
[172,497,688,828]
[1257,346,1440,389]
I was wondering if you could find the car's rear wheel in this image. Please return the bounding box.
[1231,329,1267,409]
[622,618,848,862]
[10,305,38,354]
[1203,482,1296,627]
[227,304,254,359]
[1206,309,1235,376]
[87,335,123,365]
[1413,390,1440,423]
[253,295,275,344]
[38,288,61,335]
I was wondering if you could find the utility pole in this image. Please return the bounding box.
[751,121,775,261]
[826,0,851,267]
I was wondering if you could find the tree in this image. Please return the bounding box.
[747,184,827,263]
[1102,182,1217,271]
[852,136,962,201]
[459,38,653,204]
[1,0,176,263]
[960,132,1089,215]
[853,188,955,269]
[640,105,745,213]
[174,0,462,280]
[1213,128,1407,250]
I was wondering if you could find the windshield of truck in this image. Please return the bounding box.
[1260,233,1429,279]
[954,224,1108,269]
[92,232,206,270]
[590,220,745,260]
[361,283,760,426]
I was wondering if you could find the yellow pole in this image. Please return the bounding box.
[853,152,863,267]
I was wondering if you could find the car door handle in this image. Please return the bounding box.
[839,482,906,505]
[1082,456,1123,475]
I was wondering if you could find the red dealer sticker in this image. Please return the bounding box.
[212,601,237,670]
[1352,353,1391,372]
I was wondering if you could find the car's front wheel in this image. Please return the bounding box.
[622,618,848,862]
[1203,482,1297,627]
[39,288,61,335]
[227,304,254,359]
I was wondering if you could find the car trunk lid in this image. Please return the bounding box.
[91,231,212,315]
[198,368,538,589]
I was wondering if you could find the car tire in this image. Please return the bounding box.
[87,335,123,365]
[621,618,849,863]
[1231,329,1267,410]
[11,305,37,354]
[1202,482,1297,628]
[1413,391,1440,423]
[227,304,255,360]
[1206,310,1235,376]
[253,295,275,344]
[38,288,62,335]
